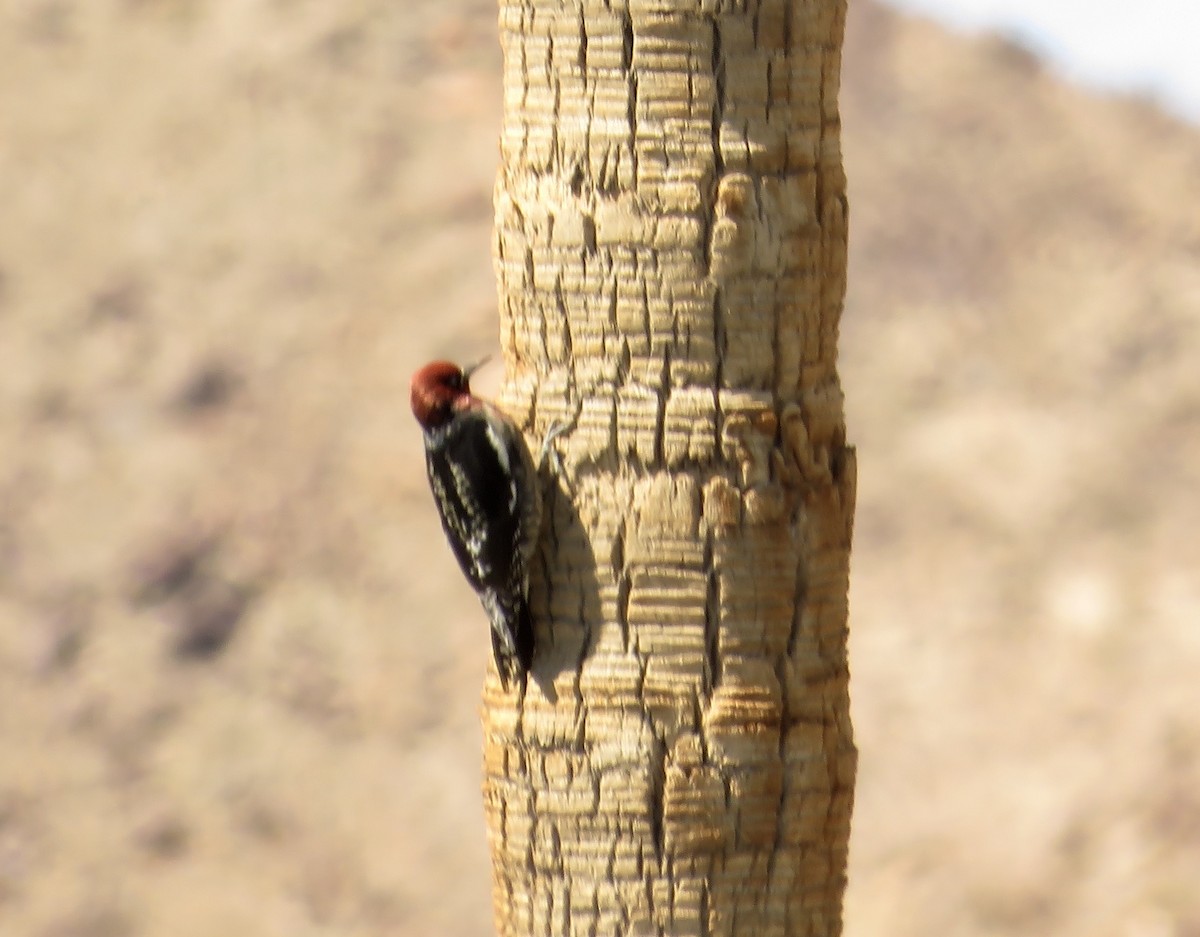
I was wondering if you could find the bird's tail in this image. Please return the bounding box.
[490,594,535,689]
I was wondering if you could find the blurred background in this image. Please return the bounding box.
[887,0,1200,123]
[1,1,1198,935]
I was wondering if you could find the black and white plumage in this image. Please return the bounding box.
[410,360,541,687]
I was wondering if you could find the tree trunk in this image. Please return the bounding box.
[487,1,854,935]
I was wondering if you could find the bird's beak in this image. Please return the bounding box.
[462,355,492,383]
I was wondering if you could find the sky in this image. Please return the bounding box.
[885,0,1200,124]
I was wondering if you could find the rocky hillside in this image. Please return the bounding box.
[0,2,1197,935]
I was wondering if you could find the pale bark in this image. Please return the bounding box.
[486,1,854,935]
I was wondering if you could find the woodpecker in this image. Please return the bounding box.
[410,359,541,687]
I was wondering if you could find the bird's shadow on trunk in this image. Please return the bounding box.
[527,477,600,703]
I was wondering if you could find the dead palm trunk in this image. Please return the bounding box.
[486,1,854,934]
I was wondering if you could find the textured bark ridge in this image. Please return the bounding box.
[486,1,855,934]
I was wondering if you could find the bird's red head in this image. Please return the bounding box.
[411,358,493,430]
[410,360,469,431]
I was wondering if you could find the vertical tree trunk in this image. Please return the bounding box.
[487,1,854,935]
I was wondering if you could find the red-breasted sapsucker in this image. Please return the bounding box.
[409,360,541,687]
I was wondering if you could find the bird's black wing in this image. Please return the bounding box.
[424,409,524,594]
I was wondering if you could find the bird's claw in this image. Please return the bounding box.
[539,419,571,478]
[538,397,581,484]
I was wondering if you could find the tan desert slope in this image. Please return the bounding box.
[0,2,1197,935]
